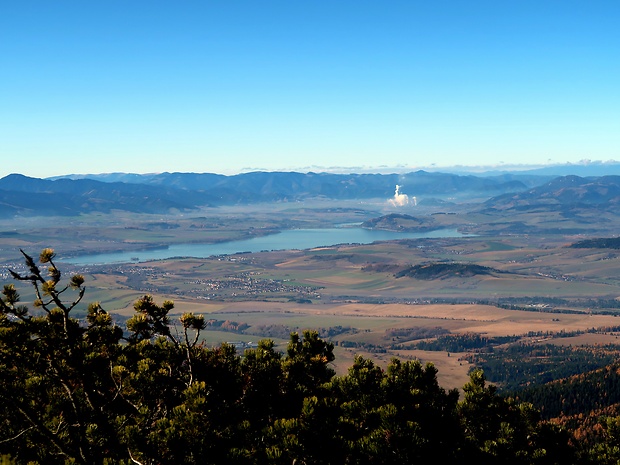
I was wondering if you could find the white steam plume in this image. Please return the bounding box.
[388,185,411,207]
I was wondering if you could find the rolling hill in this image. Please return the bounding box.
[482,175,620,213]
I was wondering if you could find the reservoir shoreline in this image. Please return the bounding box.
[61,227,468,266]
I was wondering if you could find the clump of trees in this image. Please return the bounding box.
[384,325,449,341]
[412,332,519,352]
[0,249,616,464]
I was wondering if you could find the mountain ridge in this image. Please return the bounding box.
[0,171,531,217]
[7,170,620,219]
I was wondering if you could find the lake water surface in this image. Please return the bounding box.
[63,228,466,265]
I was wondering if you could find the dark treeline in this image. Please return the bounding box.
[514,363,620,420]
[246,324,357,341]
[570,237,620,249]
[385,325,450,341]
[2,250,620,464]
[412,333,520,352]
[334,294,620,313]
[468,344,620,392]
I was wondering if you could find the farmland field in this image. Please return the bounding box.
[4,202,620,389]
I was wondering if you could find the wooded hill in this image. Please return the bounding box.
[363,262,503,279]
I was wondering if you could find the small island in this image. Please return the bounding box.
[361,213,439,232]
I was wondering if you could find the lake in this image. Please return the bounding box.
[62,227,467,265]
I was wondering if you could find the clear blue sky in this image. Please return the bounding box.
[2,1,619,177]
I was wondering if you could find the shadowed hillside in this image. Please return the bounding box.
[363,262,503,279]
[482,175,620,213]
[569,237,620,249]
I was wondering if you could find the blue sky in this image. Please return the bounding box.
[2,1,619,177]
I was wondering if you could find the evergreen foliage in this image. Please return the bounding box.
[570,237,620,249]
[469,343,620,392]
[0,249,608,464]
[515,363,620,420]
[412,332,519,352]
[394,262,499,279]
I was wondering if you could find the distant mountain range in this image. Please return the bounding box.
[478,162,620,178]
[50,170,534,196]
[0,171,532,217]
[0,174,216,217]
[3,170,620,218]
[428,161,620,178]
